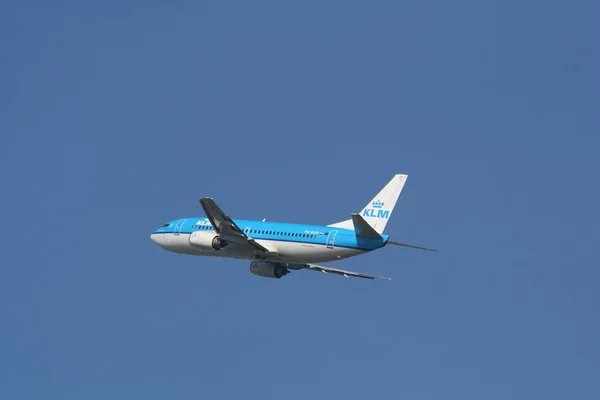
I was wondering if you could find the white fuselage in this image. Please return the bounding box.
[150,232,365,264]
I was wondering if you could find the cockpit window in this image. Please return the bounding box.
[161,223,170,228]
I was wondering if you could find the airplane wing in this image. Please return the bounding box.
[199,197,270,254]
[306,264,391,280]
[285,263,391,280]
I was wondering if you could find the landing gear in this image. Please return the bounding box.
[274,265,289,278]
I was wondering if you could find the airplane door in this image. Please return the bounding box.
[174,219,186,235]
[326,230,338,249]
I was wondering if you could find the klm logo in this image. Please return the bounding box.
[363,200,389,219]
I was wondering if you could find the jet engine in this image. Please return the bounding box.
[249,261,289,279]
[189,231,227,251]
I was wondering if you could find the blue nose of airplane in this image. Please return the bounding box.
[150,233,160,245]
[150,221,173,248]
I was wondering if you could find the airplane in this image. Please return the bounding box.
[150,174,435,280]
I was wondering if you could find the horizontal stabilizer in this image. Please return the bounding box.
[387,240,437,252]
[351,213,383,240]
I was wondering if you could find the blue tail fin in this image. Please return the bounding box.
[328,174,408,234]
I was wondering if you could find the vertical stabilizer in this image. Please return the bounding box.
[328,174,408,234]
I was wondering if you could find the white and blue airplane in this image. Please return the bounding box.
[150,174,435,280]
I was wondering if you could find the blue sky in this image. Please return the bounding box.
[1,1,599,398]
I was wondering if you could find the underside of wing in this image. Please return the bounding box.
[199,197,243,237]
[200,197,270,254]
[285,263,391,280]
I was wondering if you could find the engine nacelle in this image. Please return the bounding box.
[250,261,289,279]
[189,231,227,251]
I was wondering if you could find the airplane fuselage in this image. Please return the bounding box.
[151,217,389,264]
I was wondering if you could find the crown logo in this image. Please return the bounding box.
[372,200,384,209]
